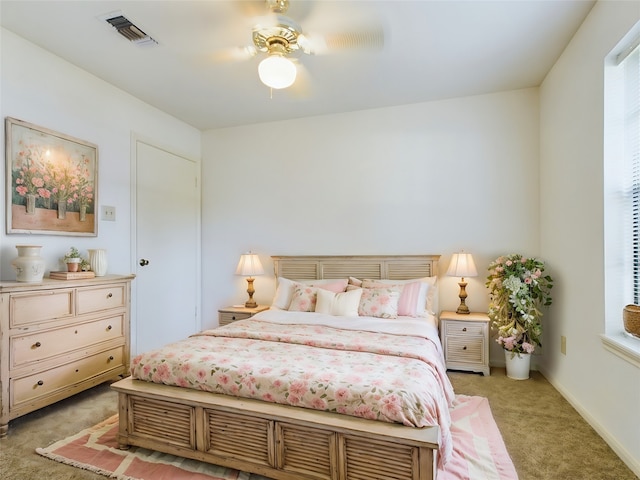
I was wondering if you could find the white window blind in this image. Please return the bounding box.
[621,44,640,304]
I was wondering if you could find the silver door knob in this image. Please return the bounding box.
[139,259,149,266]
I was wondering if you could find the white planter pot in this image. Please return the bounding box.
[505,350,531,380]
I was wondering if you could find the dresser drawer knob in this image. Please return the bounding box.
[463,346,467,350]
[37,380,44,386]
[107,293,113,299]
[232,315,237,320]
[107,325,113,330]
[33,341,42,348]
[109,356,115,361]
[462,327,467,332]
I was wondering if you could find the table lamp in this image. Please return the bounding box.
[446,252,478,314]
[235,252,265,308]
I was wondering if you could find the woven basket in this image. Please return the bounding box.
[623,305,640,338]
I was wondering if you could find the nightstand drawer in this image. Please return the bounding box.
[443,321,485,336]
[444,336,484,363]
[219,312,252,326]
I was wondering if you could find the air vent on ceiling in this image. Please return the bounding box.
[103,13,158,46]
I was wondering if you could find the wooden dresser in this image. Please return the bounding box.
[0,274,134,437]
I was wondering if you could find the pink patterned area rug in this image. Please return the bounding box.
[36,395,517,480]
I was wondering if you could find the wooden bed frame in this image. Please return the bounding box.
[112,254,442,480]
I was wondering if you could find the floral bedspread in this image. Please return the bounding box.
[130,314,455,465]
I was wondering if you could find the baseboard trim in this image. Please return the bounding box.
[538,366,640,478]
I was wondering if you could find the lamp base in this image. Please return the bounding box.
[456,280,471,314]
[245,277,257,309]
[456,303,471,314]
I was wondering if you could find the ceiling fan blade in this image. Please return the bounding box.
[210,45,257,63]
[301,27,385,55]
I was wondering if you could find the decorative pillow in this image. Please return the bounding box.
[288,284,319,312]
[316,288,362,316]
[272,278,348,310]
[358,288,399,319]
[348,276,363,287]
[361,280,427,317]
[363,277,438,315]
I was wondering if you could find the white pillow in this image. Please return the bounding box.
[316,288,363,317]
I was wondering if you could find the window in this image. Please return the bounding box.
[603,28,640,366]
[621,44,640,306]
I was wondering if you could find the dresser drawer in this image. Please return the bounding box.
[77,284,125,314]
[443,321,485,336]
[444,336,484,364]
[9,289,74,327]
[11,345,124,406]
[219,311,252,326]
[11,314,125,368]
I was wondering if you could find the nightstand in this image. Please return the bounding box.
[218,305,269,326]
[439,311,490,376]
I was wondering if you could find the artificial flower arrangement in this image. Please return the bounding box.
[486,254,553,356]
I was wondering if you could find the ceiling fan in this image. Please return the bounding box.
[224,0,385,91]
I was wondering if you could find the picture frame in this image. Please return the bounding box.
[5,117,98,236]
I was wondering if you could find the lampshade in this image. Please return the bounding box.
[258,54,297,89]
[235,253,265,277]
[446,252,478,278]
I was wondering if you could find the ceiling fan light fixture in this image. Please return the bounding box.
[258,54,297,89]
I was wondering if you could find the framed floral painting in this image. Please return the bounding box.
[5,117,98,236]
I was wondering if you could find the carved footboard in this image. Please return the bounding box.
[112,377,439,480]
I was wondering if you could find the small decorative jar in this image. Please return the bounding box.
[88,248,108,277]
[11,245,46,282]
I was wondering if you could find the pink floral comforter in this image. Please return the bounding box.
[130,310,455,465]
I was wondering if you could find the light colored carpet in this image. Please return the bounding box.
[0,369,636,480]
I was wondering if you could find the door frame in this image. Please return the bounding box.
[129,132,202,354]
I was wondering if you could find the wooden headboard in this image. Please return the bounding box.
[272,255,440,281]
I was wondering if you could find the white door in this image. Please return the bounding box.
[133,139,200,354]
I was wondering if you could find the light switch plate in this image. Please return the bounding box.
[101,205,116,221]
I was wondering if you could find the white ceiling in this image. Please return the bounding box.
[0,0,595,130]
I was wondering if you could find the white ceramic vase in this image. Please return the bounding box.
[11,245,46,282]
[88,248,108,276]
[505,350,531,380]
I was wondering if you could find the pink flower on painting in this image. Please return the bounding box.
[15,185,28,196]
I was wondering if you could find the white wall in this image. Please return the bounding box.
[539,1,640,475]
[0,28,201,331]
[201,88,541,369]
